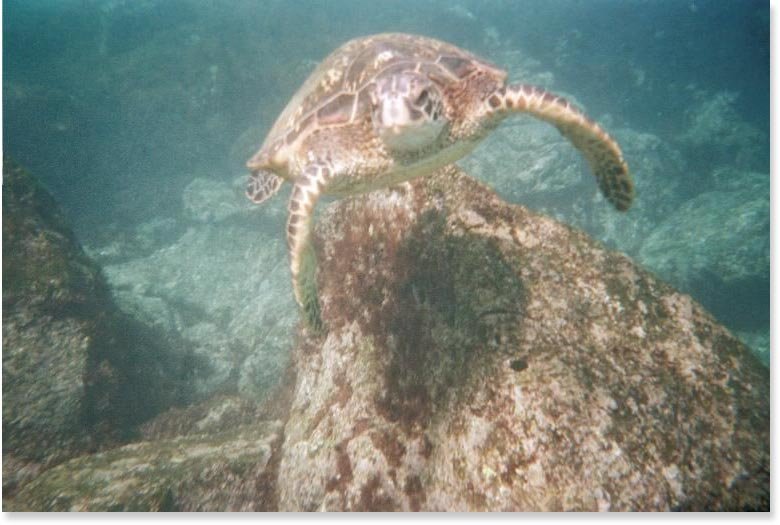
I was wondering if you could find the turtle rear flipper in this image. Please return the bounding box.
[489,84,634,211]
[247,170,284,204]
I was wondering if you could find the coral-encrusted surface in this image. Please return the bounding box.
[278,165,768,511]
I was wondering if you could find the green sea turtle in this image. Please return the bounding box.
[246,33,634,331]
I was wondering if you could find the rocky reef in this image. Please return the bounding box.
[3,0,768,511]
[279,166,768,511]
[459,88,769,364]
[9,415,283,512]
[5,163,768,511]
[2,159,193,499]
[94,175,296,402]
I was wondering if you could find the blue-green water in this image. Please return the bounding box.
[2,1,771,510]
[3,1,769,363]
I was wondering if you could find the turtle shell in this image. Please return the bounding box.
[250,33,506,170]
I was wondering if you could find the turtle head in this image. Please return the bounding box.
[372,72,447,153]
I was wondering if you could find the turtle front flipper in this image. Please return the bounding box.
[488,84,634,211]
[247,169,284,204]
[287,163,334,332]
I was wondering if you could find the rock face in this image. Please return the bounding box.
[9,417,283,512]
[677,91,767,175]
[277,165,769,511]
[2,159,192,496]
[7,373,295,512]
[458,96,768,365]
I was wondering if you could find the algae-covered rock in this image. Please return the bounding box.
[6,162,767,512]
[2,159,192,495]
[277,165,769,511]
[139,394,275,441]
[9,420,283,511]
[3,157,116,463]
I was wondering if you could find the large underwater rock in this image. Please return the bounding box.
[277,165,769,511]
[8,372,295,512]
[462,113,769,367]
[8,416,283,512]
[2,159,192,499]
[7,164,768,511]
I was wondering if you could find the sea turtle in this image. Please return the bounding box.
[246,33,634,331]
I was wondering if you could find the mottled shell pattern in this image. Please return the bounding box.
[246,33,634,332]
[247,33,505,173]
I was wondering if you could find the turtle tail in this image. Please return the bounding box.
[492,84,634,211]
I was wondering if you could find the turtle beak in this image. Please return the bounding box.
[247,138,286,172]
[246,152,266,170]
[247,143,272,167]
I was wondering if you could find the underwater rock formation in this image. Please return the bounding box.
[7,370,296,512]
[677,91,767,175]
[458,100,768,364]
[2,159,192,499]
[9,418,283,511]
[639,168,769,345]
[100,177,295,400]
[277,165,768,511]
[7,163,768,511]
